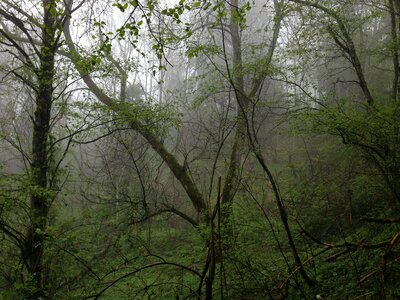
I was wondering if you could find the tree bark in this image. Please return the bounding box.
[221,0,249,205]
[22,0,56,297]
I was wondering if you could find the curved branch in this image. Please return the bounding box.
[0,27,37,72]
[128,206,199,226]
[85,261,202,299]
[0,6,40,56]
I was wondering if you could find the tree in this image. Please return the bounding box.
[0,0,64,297]
[276,0,400,296]
[63,0,208,220]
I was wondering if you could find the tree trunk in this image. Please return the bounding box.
[225,0,315,286]
[23,0,56,297]
[221,0,249,205]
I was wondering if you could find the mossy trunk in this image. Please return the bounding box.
[23,1,56,297]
